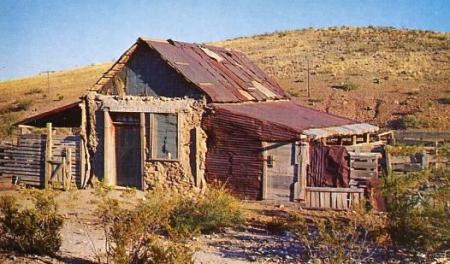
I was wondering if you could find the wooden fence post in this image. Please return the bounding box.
[44,123,53,189]
[65,148,72,191]
[385,148,392,174]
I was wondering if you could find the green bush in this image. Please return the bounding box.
[399,115,433,129]
[0,192,63,256]
[169,187,244,237]
[383,169,450,252]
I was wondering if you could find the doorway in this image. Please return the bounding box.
[264,142,298,201]
[113,113,142,188]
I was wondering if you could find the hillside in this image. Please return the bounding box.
[0,27,449,137]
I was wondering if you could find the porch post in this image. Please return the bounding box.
[103,110,115,186]
[298,135,309,201]
[261,141,268,200]
[140,112,146,190]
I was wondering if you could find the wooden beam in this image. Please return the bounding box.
[365,133,370,144]
[194,127,202,188]
[79,102,88,188]
[261,141,268,200]
[140,112,146,190]
[103,110,114,186]
[299,141,309,200]
[351,135,357,145]
[44,123,53,189]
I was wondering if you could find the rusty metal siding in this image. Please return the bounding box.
[203,109,264,199]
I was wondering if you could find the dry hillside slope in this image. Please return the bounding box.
[0,27,449,138]
[215,26,450,130]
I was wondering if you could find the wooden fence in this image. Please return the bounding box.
[349,152,381,180]
[0,132,81,188]
[305,187,364,210]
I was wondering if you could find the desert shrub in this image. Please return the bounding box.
[169,187,244,237]
[266,217,289,235]
[0,100,32,114]
[24,88,43,95]
[383,169,450,253]
[96,191,192,264]
[332,82,359,91]
[289,211,387,263]
[0,112,19,137]
[385,144,425,156]
[438,97,450,105]
[0,191,63,256]
[399,115,433,129]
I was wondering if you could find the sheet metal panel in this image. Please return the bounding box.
[142,38,288,103]
[212,101,373,138]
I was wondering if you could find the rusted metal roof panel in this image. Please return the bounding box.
[17,101,82,127]
[212,101,376,137]
[141,38,288,103]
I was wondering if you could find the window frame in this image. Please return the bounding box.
[146,112,180,162]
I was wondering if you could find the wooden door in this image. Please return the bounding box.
[265,142,298,201]
[115,124,141,188]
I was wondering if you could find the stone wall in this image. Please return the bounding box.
[143,99,208,192]
[83,93,207,191]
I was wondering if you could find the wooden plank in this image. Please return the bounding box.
[305,187,364,193]
[319,191,325,208]
[350,169,377,178]
[306,189,311,207]
[323,192,330,208]
[351,161,378,169]
[331,192,337,208]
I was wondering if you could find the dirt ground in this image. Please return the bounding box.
[0,188,309,264]
[0,188,447,264]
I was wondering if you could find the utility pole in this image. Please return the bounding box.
[42,70,54,96]
[306,57,311,98]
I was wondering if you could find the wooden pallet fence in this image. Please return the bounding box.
[349,152,381,180]
[0,130,81,188]
[305,187,364,210]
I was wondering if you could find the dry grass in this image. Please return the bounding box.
[0,26,449,133]
[215,27,450,130]
[0,63,110,138]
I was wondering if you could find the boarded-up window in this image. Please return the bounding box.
[146,113,178,160]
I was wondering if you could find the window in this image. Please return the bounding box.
[147,113,179,160]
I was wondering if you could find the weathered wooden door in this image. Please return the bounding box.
[115,124,141,188]
[264,142,299,201]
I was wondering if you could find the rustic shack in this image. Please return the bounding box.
[9,38,381,209]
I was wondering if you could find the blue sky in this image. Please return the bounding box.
[1,0,449,80]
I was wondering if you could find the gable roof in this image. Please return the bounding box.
[93,38,288,103]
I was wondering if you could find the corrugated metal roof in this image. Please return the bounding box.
[212,101,378,137]
[93,38,288,103]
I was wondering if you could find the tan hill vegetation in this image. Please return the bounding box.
[0,26,449,138]
[215,26,450,130]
